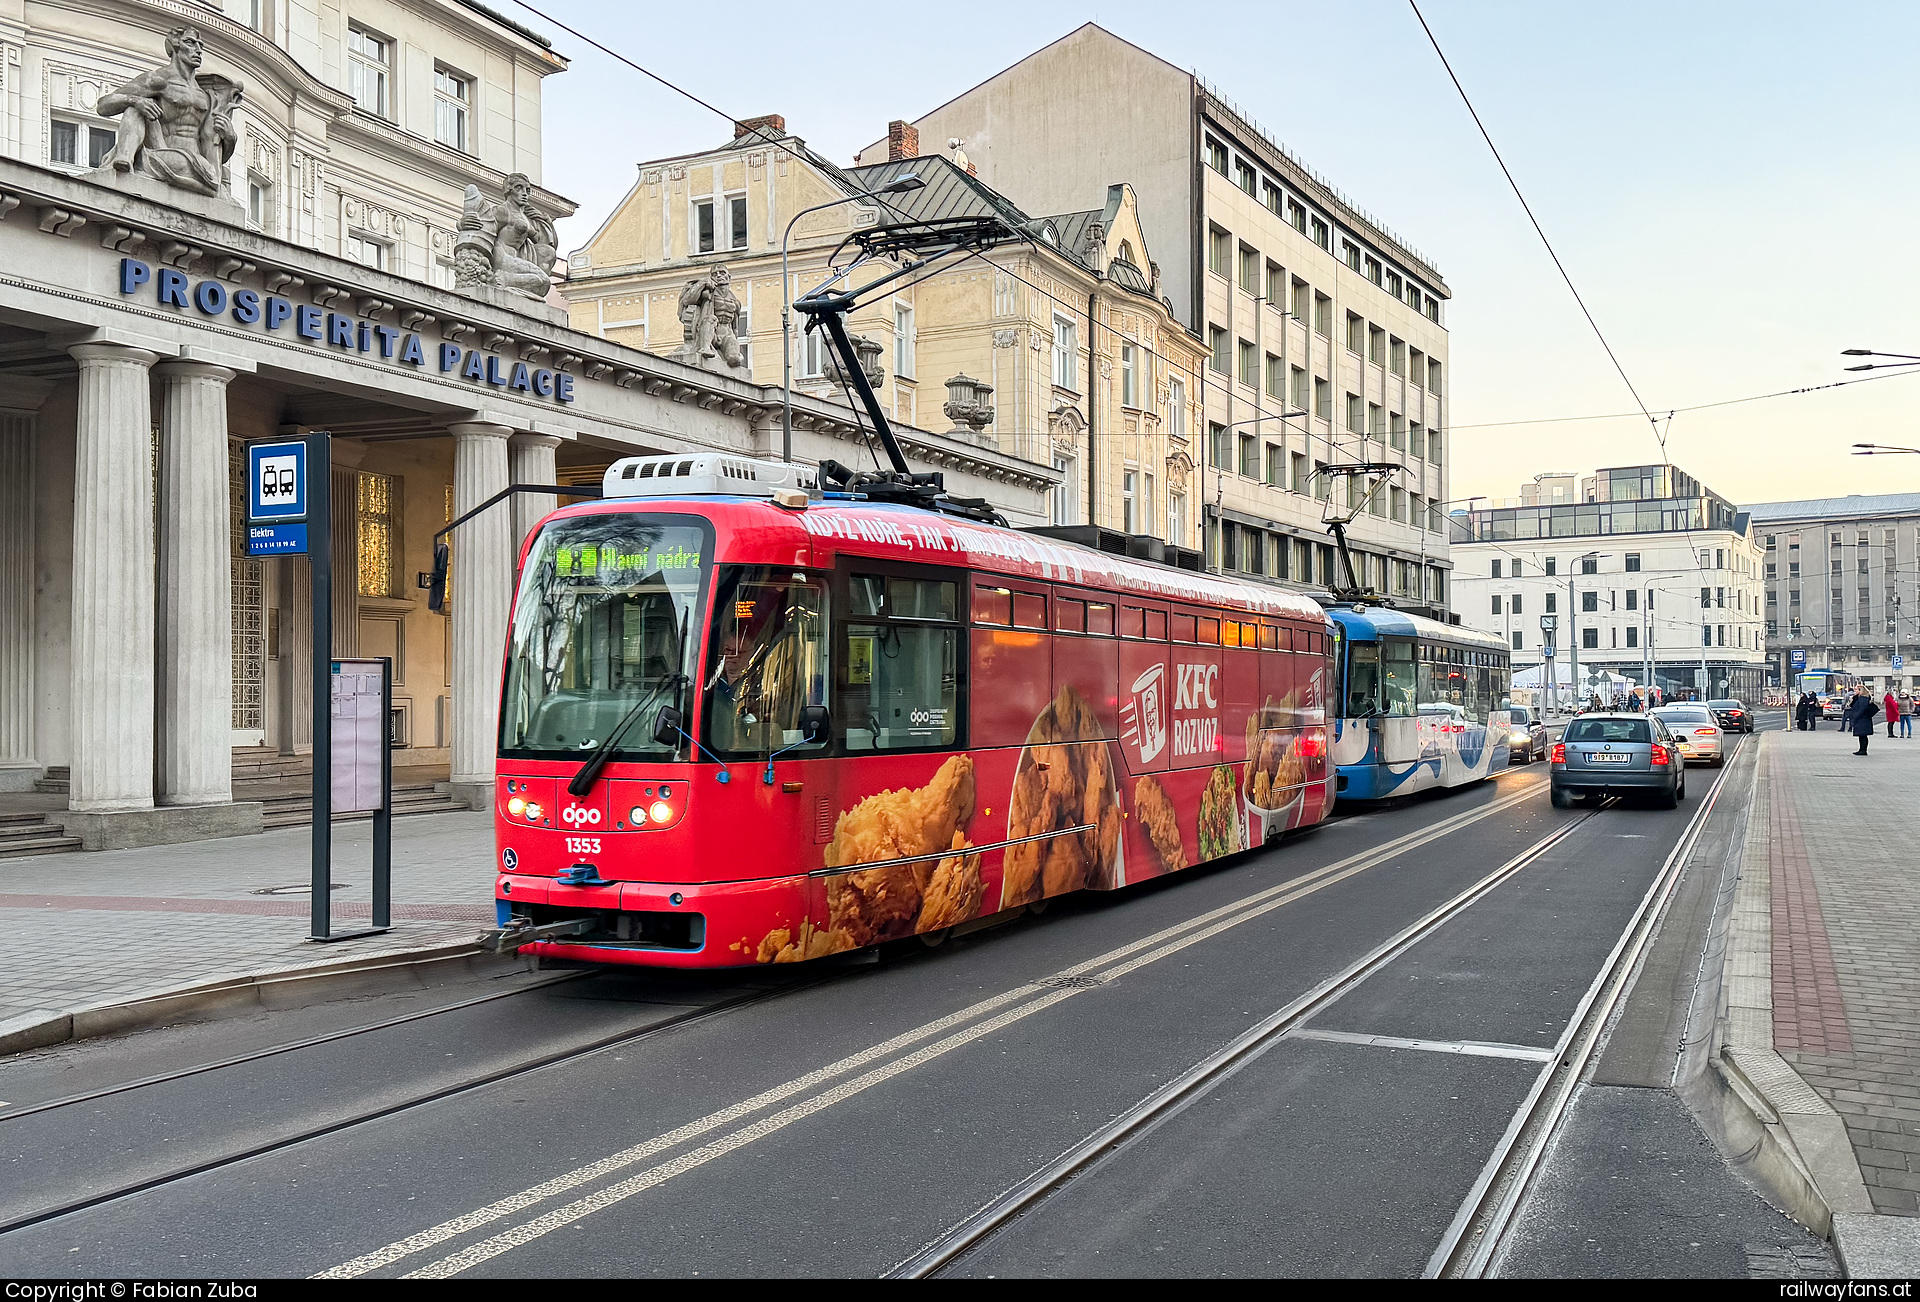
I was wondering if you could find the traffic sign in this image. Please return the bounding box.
[1790,649,1807,672]
[1895,654,1905,672]
[1539,614,1558,631]
[247,439,307,522]
[247,522,307,556]
[1543,646,1556,657]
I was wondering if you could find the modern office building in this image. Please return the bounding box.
[854,23,1453,615]
[1451,465,1768,701]
[1743,492,1920,693]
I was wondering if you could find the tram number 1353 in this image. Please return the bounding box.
[565,837,602,856]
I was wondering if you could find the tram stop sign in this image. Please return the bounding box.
[246,439,308,555]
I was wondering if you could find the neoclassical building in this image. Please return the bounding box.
[562,118,1208,555]
[0,1,1053,848]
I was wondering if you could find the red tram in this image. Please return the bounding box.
[492,454,1334,967]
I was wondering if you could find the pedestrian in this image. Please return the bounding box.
[1903,692,1915,739]
[1885,689,1902,741]
[1795,692,1815,731]
[1844,688,1880,756]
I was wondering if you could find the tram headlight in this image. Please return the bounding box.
[649,801,672,824]
[523,801,543,821]
[507,797,526,816]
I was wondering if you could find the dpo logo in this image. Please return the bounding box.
[561,804,602,827]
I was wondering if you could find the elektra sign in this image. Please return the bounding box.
[117,257,576,404]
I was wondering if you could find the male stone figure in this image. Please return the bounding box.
[454,174,558,300]
[97,27,240,197]
[673,266,747,375]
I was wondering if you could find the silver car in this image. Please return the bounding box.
[1650,704,1726,767]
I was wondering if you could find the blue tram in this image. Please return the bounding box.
[1326,605,1513,801]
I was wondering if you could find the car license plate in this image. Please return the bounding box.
[1588,753,1630,763]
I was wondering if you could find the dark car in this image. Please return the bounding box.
[1549,712,1686,810]
[1707,698,1753,733]
[1506,706,1549,762]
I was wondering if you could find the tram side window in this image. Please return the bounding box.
[1013,590,1048,629]
[1346,642,1381,717]
[1258,623,1278,650]
[1221,620,1241,648]
[1197,616,1221,644]
[1172,613,1197,644]
[1145,608,1168,640]
[841,620,959,753]
[704,569,830,757]
[1120,605,1146,639]
[972,584,1012,626]
[1087,601,1115,636]
[1381,638,1416,716]
[1055,597,1087,633]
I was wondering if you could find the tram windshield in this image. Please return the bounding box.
[499,515,709,759]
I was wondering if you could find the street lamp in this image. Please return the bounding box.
[1853,443,1920,456]
[780,172,926,463]
[1840,347,1920,373]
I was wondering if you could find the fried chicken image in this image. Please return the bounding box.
[918,832,985,932]
[1000,685,1124,909]
[756,919,857,964]
[1245,695,1308,813]
[816,754,983,948]
[1132,774,1187,874]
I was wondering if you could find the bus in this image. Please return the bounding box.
[1328,606,1513,800]
[491,453,1336,968]
[1796,669,1860,719]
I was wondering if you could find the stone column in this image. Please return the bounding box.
[67,342,159,813]
[508,433,561,550]
[154,360,236,806]
[448,421,512,808]
[0,410,36,790]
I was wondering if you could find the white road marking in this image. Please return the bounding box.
[318,774,1549,1278]
[1288,1028,1557,1062]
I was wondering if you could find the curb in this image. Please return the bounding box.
[1699,733,1911,1273]
[0,937,506,1058]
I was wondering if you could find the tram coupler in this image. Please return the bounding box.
[483,916,594,954]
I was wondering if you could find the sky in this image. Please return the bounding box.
[520,0,1920,509]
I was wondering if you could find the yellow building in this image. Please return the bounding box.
[561,119,1207,548]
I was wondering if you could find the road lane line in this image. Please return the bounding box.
[401,989,1083,1279]
[318,774,1549,1278]
[1287,1029,1556,1062]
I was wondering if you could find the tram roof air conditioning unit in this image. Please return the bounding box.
[602,454,820,500]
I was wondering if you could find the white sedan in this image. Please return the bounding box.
[1649,705,1726,767]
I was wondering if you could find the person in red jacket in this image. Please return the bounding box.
[1886,690,1903,740]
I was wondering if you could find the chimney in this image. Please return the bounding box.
[734,114,784,139]
[887,119,919,161]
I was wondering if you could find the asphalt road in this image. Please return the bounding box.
[0,720,1823,1277]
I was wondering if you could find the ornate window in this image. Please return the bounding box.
[356,471,400,598]
[434,66,470,152]
[348,26,390,118]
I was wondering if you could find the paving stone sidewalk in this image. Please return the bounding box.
[0,811,497,1024]
[1768,725,1920,1216]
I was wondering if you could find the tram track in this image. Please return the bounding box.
[888,743,1744,1279]
[1423,734,1748,1278]
[0,974,831,1239]
[886,794,1606,1278]
[0,771,1553,1263]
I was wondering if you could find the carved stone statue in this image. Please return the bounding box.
[454,174,559,302]
[95,27,240,198]
[671,267,750,377]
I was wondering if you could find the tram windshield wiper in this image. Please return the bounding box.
[567,611,688,798]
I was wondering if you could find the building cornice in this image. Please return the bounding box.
[0,157,1051,484]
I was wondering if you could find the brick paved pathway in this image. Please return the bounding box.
[0,811,496,1025]
[1769,727,1920,1215]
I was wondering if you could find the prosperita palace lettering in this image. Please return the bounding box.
[117,258,576,404]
